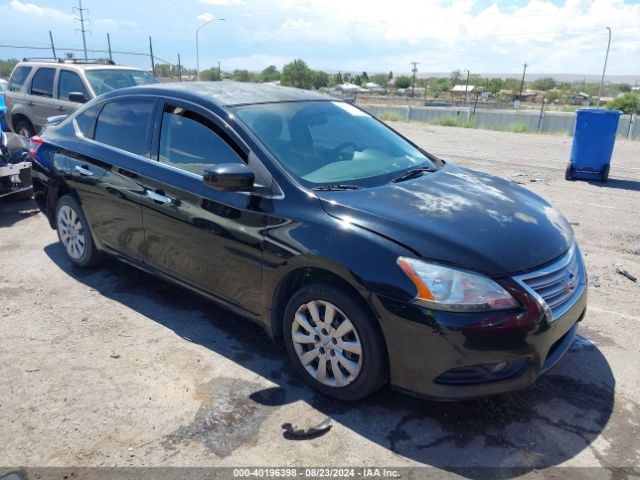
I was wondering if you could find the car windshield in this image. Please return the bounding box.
[85,69,158,96]
[233,101,436,187]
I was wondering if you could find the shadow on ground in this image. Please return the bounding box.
[587,177,640,192]
[44,243,621,478]
[0,198,39,228]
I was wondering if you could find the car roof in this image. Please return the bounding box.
[16,61,146,72]
[101,81,334,107]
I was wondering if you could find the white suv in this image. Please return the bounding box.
[5,58,158,137]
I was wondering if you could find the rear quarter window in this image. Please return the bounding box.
[73,103,103,138]
[94,100,154,156]
[8,66,32,92]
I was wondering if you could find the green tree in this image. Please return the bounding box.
[530,77,557,91]
[360,71,369,83]
[388,71,393,81]
[335,72,343,84]
[200,66,221,81]
[394,75,412,89]
[0,58,19,78]
[260,65,280,82]
[370,73,388,87]
[354,75,362,86]
[281,59,313,89]
[618,83,632,93]
[312,70,330,89]
[232,69,251,82]
[608,93,640,114]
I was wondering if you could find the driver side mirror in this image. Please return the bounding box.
[203,163,255,192]
[68,92,88,104]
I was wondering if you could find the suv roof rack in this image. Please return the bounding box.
[21,57,116,65]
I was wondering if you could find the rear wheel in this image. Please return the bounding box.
[14,119,35,139]
[55,195,103,267]
[283,284,387,401]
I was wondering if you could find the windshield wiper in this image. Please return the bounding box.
[313,184,363,191]
[388,166,435,184]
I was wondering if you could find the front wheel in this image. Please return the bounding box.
[14,119,35,139]
[283,284,387,401]
[55,195,103,267]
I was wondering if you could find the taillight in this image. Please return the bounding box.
[30,135,44,161]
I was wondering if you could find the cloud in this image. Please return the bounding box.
[198,0,245,5]
[197,12,219,22]
[9,0,72,21]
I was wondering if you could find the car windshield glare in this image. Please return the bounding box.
[233,101,435,187]
[85,69,158,96]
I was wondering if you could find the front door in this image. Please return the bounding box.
[140,101,267,316]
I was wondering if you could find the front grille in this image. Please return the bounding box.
[515,245,586,321]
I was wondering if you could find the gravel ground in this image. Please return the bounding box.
[0,125,639,478]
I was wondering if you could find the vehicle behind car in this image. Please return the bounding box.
[0,131,31,200]
[5,58,158,137]
[0,79,8,131]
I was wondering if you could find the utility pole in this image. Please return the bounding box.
[463,69,470,103]
[73,0,89,60]
[196,16,225,81]
[149,36,155,76]
[596,27,612,107]
[218,60,221,81]
[519,62,528,100]
[178,54,182,82]
[410,62,419,98]
[107,33,112,62]
[49,31,57,59]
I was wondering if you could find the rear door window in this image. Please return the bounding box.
[158,105,244,175]
[8,66,32,92]
[94,100,154,156]
[58,70,90,101]
[30,68,56,97]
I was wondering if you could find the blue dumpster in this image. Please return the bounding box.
[566,109,621,182]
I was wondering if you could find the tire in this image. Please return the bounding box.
[55,195,103,267]
[283,284,388,401]
[565,162,573,181]
[602,165,610,183]
[14,119,36,139]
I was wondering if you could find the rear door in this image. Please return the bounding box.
[59,97,155,262]
[140,99,268,315]
[28,67,58,130]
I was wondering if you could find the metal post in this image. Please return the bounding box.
[519,63,528,100]
[410,62,418,98]
[149,36,155,76]
[107,33,112,62]
[195,18,224,81]
[472,91,480,116]
[538,97,546,132]
[464,69,470,104]
[218,61,221,81]
[178,54,182,82]
[596,27,612,107]
[49,31,57,59]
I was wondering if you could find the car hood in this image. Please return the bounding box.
[315,164,573,276]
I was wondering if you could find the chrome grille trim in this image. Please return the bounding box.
[513,244,586,322]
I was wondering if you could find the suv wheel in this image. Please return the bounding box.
[55,195,103,267]
[283,284,387,401]
[15,119,35,139]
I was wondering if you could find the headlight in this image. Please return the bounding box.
[397,257,519,312]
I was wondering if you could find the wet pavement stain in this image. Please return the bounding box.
[163,377,284,457]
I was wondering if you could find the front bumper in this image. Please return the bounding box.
[375,275,587,401]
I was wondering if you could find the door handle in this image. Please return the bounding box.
[74,165,93,176]
[145,189,172,204]
[27,101,35,106]
[56,106,66,112]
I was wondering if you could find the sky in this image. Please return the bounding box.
[0,0,639,77]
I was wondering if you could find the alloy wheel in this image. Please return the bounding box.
[57,205,86,260]
[291,300,363,387]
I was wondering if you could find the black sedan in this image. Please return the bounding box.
[30,82,587,401]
